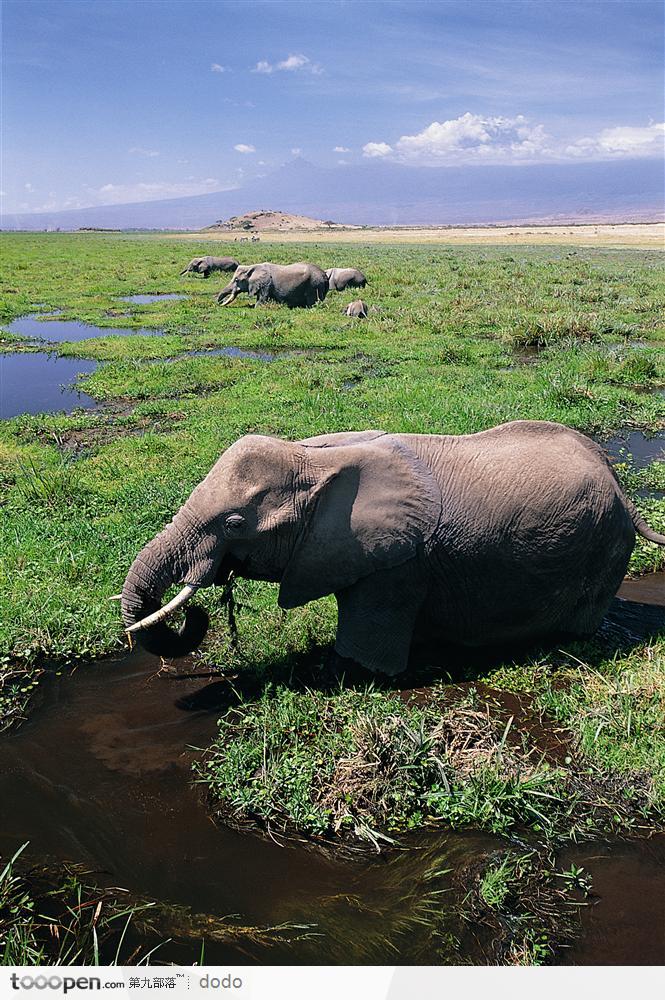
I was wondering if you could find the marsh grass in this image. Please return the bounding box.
[0,843,311,966]
[198,679,662,846]
[461,848,582,966]
[0,844,158,965]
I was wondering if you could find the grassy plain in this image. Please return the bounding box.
[177,221,665,247]
[1,232,664,963]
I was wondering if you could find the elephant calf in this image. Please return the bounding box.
[181,256,239,278]
[343,299,368,318]
[217,262,328,308]
[326,267,367,291]
[121,420,665,677]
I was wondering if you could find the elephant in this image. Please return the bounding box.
[325,267,367,291]
[120,420,665,676]
[181,256,239,278]
[343,299,368,318]
[217,262,328,308]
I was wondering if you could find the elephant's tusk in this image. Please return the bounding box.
[109,594,122,601]
[125,584,198,633]
[219,292,237,306]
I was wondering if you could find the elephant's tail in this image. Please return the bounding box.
[625,495,665,545]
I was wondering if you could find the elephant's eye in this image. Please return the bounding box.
[224,513,246,536]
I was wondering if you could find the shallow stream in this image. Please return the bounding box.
[1,584,663,964]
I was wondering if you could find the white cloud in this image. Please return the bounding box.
[24,182,35,191]
[252,53,322,75]
[211,63,229,73]
[94,177,226,204]
[128,146,160,157]
[565,122,664,160]
[234,143,256,154]
[277,54,308,71]
[362,142,393,158]
[362,113,665,166]
[333,146,351,153]
[390,114,551,164]
[291,147,302,156]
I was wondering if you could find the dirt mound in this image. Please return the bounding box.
[203,210,358,233]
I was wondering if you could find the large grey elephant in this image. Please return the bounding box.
[326,267,367,291]
[217,262,328,308]
[121,420,665,675]
[181,256,239,278]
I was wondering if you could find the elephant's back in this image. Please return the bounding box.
[408,421,635,643]
[414,422,627,541]
[272,262,327,283]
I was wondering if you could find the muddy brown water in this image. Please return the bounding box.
[560,836,665,966]
[618,572,665,605]
[0,650,498,964]
[1,586,664,964]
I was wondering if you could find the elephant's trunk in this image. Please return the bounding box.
[121,506,222,658]
[217,282,237,305]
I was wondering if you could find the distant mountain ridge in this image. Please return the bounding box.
[2,158,663,231]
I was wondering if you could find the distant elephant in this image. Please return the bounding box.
[326,267,367,291]
[217,262,328,308]
[181,256,239,278]
[343,299,368,318]
[121,420,665,676]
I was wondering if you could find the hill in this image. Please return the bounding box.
[204,209,358,233]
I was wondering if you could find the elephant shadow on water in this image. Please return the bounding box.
[172,595,665,716]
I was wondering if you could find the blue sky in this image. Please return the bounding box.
[2,0,663,213]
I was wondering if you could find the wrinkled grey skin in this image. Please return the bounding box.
[326,267,367,291]
[121,420,665,675]
[343,299,368,318]
[217,262,328,308]
[181,256,239,278]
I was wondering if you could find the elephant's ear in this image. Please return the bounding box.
[278,437,442,609]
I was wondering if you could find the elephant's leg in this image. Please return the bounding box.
[334,562,428,676]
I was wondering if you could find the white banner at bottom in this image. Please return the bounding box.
[1,966,661,1000]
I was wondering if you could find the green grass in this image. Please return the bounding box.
[0,240,662,685]
[1,234,664,905]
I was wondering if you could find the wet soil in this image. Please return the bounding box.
[188,346,276,362]
[119,294,186,304]
[0,352,98,419]
[31,405,187,455]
